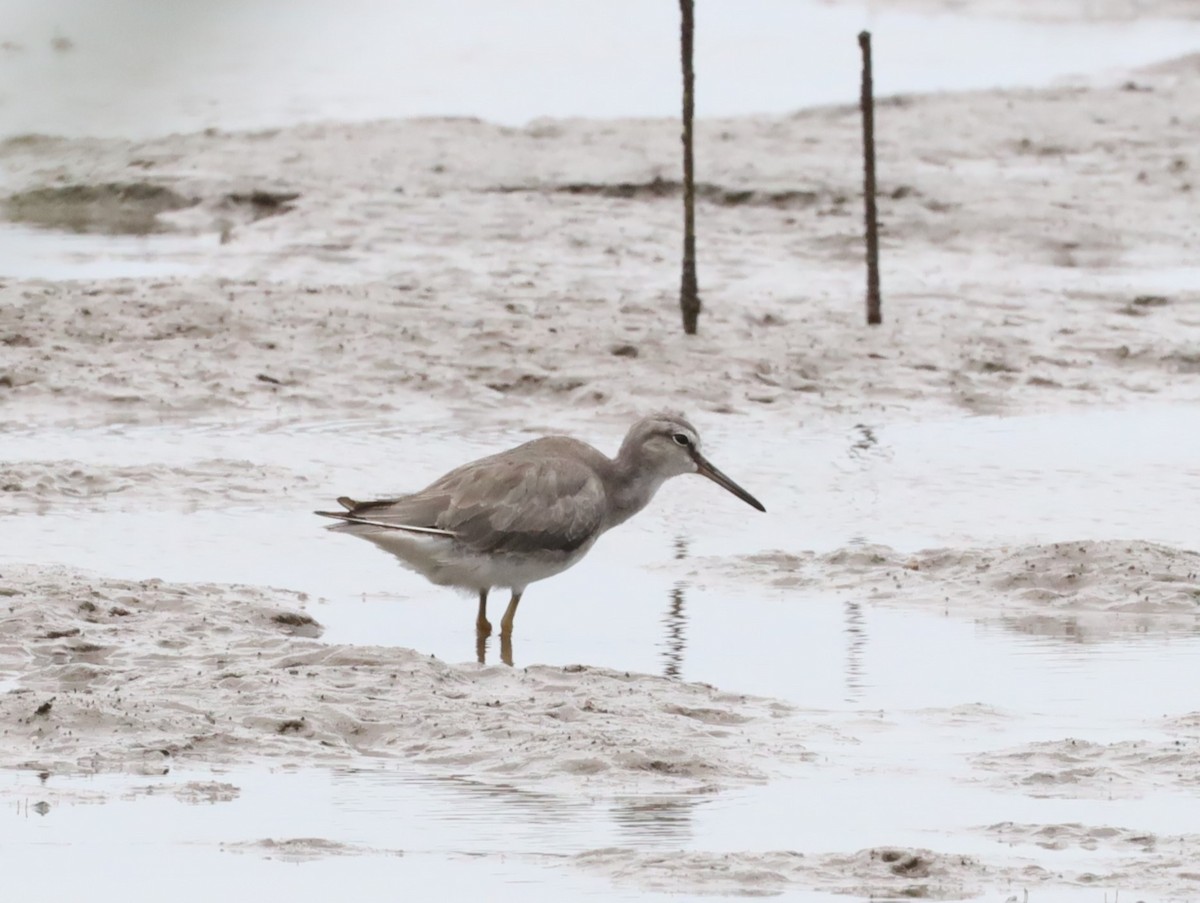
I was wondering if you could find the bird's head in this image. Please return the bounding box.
[621,412,765,512]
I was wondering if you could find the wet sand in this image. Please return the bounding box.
[0,564,810,791]
[3,54,1200,429]
[3,11,1200,901]
[712,540,1200,639]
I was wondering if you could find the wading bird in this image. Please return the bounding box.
[316,413,764,650]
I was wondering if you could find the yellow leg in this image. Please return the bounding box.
[476,589,492,637]
[499,591,522,637]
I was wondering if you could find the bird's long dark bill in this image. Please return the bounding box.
[693,452,766,512]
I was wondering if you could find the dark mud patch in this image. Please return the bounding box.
[271,611,323,638]
[226,837,400,862]
[576,846,984,899]
[4,182,197,235]
[493,176,840,209]
[1163,349,1200,373]
[221,190,301,222]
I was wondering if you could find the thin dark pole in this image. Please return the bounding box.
[679,0,700,335]
[859,30,882,326]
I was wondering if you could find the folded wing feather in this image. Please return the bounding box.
[331,452,608,555]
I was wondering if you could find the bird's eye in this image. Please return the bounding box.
[672,433,690,447]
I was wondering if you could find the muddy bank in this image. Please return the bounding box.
[575,829,1200,898]
[2,60,1199,428]
[707,539,1200,639]
[0,459,311,513]
[3,182,197,235]
[0,564,811,791]
[576,845,1018,899]
[975,735,1200,798]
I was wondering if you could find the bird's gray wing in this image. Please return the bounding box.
[437,455,607,554]
[334,453,607,555]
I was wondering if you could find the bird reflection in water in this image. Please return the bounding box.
[844,600,867,703]
[661,535,691,679]
[476,626,515,667]
[848,423,879,458]
[661,583,687,679]
[480,533,696,669]
[612,794,700,845]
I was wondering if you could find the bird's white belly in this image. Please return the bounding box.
[443,546,590,591]
[348,528,595,593]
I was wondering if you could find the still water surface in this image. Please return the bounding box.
[4,0,1200,137]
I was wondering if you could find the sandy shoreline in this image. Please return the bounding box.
[3,55,1200,430]
[575,827,1200,897]
[0,564,812,792]
[0,459,311,513]
[707,539,1200,639]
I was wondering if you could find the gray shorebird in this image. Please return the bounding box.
[316,413,764,642]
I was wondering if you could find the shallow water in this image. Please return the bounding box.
[4,404,1199,689]
[3,404,1200,899]
[3,0,1200,138]
[4,755,1196,901]
[0,225,209,280]
[7,765,900,903]
[3,742,1195,901]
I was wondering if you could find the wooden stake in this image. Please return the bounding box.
[859,30,882,326]
[679,0,701,335]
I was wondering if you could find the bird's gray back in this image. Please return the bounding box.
[348,436,612,555]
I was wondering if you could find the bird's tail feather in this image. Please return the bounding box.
[314,509,457,538]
